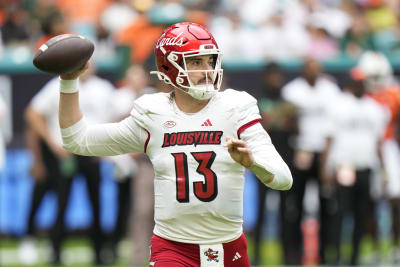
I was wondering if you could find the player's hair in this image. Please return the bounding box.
[169,91,176,102]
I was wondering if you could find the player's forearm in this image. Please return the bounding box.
[249,153,293,190]
[58,78,83,129]
[242,124,293,190]
[61,117,143,156]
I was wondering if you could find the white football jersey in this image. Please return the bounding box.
[325,92,388,169]
[130,89,260,244]
[61,88,292,244]
[282,76,341,152]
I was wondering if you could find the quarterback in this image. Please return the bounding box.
[58,22,292,267]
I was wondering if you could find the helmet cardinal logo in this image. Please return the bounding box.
[156,32,184,49]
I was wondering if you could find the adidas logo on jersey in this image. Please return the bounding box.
[201,119,213,126]
[232,252,241,261]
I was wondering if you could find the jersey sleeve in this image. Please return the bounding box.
[129,93,167,130]
[232,90,262,137]
[241,122,293,190]
[130,97,149,130]
[226,90,292,190]
[61,116,148,156]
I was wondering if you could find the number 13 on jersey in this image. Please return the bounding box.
[172,151,218,203]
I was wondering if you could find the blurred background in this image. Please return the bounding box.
[1,0,400,266]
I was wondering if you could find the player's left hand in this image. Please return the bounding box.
[224,137,254,168]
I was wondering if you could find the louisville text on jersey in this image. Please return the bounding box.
[162,131,223,147]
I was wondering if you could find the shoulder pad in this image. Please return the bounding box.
[217,89,261,128]
[219,89,257,109]
[129,92,170,129]
[130,92,170,116]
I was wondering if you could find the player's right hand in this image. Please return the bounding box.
[224,137,254,168]
[60,61,90,80]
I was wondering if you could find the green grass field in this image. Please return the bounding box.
[0,235,398,266]
[1,237,132,266]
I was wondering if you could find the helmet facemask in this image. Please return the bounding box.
[169,45,223,100]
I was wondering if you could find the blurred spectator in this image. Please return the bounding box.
[34,11,68,51]
[108,64,156,264]
[115,13,164,65]
[93,19,116,59]
[114,64,156,110]
[210,13,265,62]
[100,0,138,36]
[212,0,355,62]
[130,153,154,266]
[20,63,115,265]
[252,62,298,265]
[1,4,29,45]
[259,12,311,61]
[362,1,400,56]
[0,30,3,58]
[306,1,352,39]
[114,65,156,266]
[0,92,8,172]
[24,0,63,41]
[340,13,376,59]
[363,0,398,32]
[358,50,400,264]
[55,0,111,26]
[281,58,341,264]
[185,2,210,26]
[306,23,339,61]
[148,0,185,25]
[18,127,53,265]
[236,0,281,27]
[321,74,388,265]
[284,0,351,37]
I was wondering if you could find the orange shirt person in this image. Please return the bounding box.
[369,85,400,140]
[115,14,164,64]
[55,0,111,25]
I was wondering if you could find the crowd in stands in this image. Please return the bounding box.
[0,0,400,67]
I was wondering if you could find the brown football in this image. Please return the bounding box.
[33,34,94,74]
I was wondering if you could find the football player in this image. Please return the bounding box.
[57,22,293,267]
[358,50,400,264]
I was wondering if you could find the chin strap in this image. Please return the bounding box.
[150,70,216,100]
[150,70,218,100]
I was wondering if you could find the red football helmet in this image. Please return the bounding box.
[151,22,223,100]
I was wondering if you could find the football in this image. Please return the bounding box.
[33,34,94,74]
